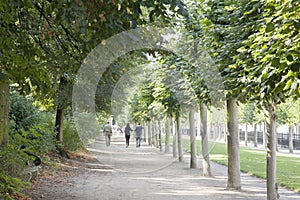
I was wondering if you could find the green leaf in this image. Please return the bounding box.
[286,54,293,62]
[266,22,274,32]
[283,79,293,91]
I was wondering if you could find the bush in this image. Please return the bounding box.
[0,91,56,198]
[0,174,28,200]
[0,145,29,200]
[8,91,56,157]
[9,91,40,133]
[63,116,85,152]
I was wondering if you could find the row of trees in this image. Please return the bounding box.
[0,1,188,199]
[240,100,300,152]
[112,1,300,200]
[0,0,299,199]
[0,0,188,146]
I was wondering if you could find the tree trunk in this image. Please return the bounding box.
[200,103,211,176]
[245,123,248,146]
[254,123,258,147]
[289,125,294,154]
[165,118,171,153]
[152,119,156,147]
[55,105,69,158]
[155,120,159,148]
[177,114,183,162]
[143,122,147,143]
[148,121,152,146]
[55,76,69,158]
[55,105,64,142]
[189,109,197,168]
[173,117,177,158]
[158,119,162,151]
[226,98,241,190]
[265,102,279,200]
[0,76,9,146]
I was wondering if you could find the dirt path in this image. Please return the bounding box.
[26,136,300,200]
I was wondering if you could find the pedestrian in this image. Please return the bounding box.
[135,122,143,148]
[103,121,112,146]
[124,123,133,148]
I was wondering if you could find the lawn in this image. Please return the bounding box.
[179,138,300,192]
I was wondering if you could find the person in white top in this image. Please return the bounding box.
[135,123,143,148]
[103,121,112,146]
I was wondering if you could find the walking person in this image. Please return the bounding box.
[103,121,112,146]
[124,123,133,148]
[135,122,143,148]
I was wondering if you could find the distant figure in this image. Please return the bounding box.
[135,123,143,148]
[103,121,112,146]
[124,123,133,148]
[116,125,123,136]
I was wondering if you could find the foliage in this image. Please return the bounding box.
[0,91,56,198]
[240,102,256,125]
[128,57,191,122]
[0,144,29,199]
[277,97,300,126]
[9,91,40,133]
[237,0,300,104]
[195,0,257,100]
[0,174,28,200]
[62,116,85,152]
[9,91,56,155]
[0,0,188,103]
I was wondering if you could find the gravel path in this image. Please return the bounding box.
[26,136,300,200]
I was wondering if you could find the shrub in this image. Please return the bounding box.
[9,91,39,133]
[0,145,29,200]
[62,116,85,152]
[0,91,56,198]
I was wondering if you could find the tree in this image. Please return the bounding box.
[0,0,188,150]
[165,117,171,153]
[226,98,241,189]
[0,72,9,146]
[236,0,300,198]
[189,109,197,168]
[200,103,212,176]
[198,0,254,189]
[277,98,300,153]
[240,102,256,146]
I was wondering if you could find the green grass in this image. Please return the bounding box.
[178,138,300,192]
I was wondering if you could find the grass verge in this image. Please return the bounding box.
[179,138,300,192]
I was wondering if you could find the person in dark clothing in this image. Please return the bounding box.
[124,123,133,148]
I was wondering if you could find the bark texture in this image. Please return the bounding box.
[177,115,183,162]
[0,78,9,146]
[254,123,258,147]
[266,103,279,200]
[158,119,162,151]
[173,118,177,158]
[148,121,152,146]
[55,106,64,142]
[189,109,197,168]
[226,98,241,190]
[165,118,170,153]
[289,126,294,153]
[200,103,211,176]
